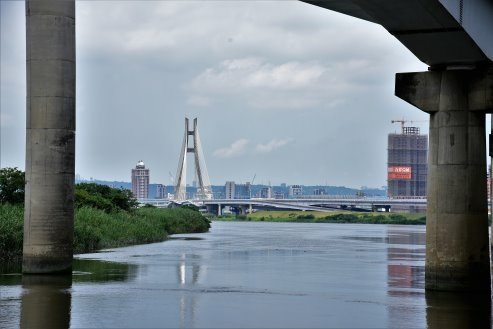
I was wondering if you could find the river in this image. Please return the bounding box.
[0,221,491,328]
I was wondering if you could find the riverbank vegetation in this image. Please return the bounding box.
[0,168,210,261]
[74,206,210,253]
[214,210,426,225]
[1,203,210,261]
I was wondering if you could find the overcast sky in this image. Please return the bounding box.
[1,0,434,188]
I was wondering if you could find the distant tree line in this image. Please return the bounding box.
[0,167,138,212]
[75,182,137,212]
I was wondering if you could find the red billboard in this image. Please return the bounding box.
[388,166,412,180]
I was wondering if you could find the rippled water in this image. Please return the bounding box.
[0,222,491,328]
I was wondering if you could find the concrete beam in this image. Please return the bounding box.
[395,66,493,113]
[23,0,76,274]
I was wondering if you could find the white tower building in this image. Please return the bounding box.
[131,160,149,200]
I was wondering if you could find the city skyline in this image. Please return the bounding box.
[76,173,387,191]
[2,1,434,188]
[76,176,388,201]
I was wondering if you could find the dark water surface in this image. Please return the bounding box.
[0,222,491,328]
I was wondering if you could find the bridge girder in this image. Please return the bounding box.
[303,0,493,67]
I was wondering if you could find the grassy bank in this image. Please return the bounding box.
[215,210,426,225]
[0,204,23,260]
[0,204,210,261]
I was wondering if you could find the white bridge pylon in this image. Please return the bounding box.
[174,118,212,201]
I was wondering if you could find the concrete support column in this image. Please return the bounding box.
[217,204,221,216]
[396,67,493,291]
[23,0,76,273]
[426,105,489,291]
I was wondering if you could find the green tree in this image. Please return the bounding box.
[0,167,25,204]
[75,183,138,212]
[180,204,199,212]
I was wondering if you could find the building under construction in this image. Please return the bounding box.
[387,126,428,198]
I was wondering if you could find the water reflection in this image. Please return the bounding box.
[0,259,137,286]
[177,254,201,286]
[20,275,72,329]
[177,254,202,329]
[385,226,492,329]
[72,259,138,283]
[426,291,492,329]
[386,227,426,328]
[1,259,138,329]
[387,227,425,293]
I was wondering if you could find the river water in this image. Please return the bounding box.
[0,221,491,328]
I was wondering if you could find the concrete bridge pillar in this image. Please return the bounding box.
[396,67,493,291]
[23,0,76,273]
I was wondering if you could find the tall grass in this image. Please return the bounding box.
[0,204,23,259]
[74,207,210,253]
[0,204,210,260]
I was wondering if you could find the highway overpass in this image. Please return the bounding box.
[140,197,427,214]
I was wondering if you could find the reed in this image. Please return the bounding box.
[0,204,210,260]
[0,204,24,259]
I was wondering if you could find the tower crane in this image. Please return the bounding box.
[249,173,256,199]
[391,119,427,134]
[251,173,256,185]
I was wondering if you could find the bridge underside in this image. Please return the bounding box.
[304,0,492,67]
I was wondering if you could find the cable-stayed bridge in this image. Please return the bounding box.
[173,118,213,201]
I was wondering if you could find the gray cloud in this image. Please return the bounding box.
[193,58,325,91]
[1,1,432,187]
[189,58,333,110]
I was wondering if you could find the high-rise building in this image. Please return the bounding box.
[387,127,428,198]
[289,185,303,198]
[156,184,166,199]
[260,187,273,199]
[131,160,149,200]
[235,182,251,199]
[225,181,235,199]
[224,181,251,199]
[273,191,285,199]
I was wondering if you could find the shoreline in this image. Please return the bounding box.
[213,210,426,225]
[0,204,210,263]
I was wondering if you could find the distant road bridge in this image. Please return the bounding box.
[141,197,427,214]
[203,198,427,215]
